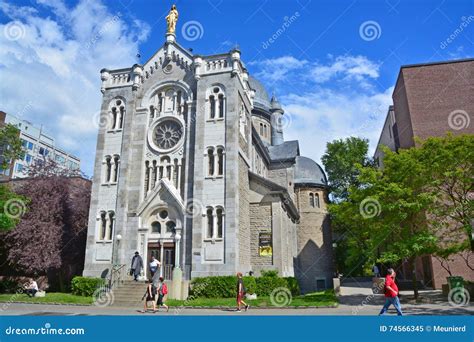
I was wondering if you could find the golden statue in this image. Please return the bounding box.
[166,4,179,34]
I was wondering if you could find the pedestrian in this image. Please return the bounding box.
[379,268,403,316]
[130,251,143,281]
[372,264,380,278]
[156,277,169,312]
[24,278,38,297]
[149,256,161,278]
[141,279,157,313]
[236,272,249,312]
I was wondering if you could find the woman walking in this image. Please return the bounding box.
[141,279,157,313]
[236,272,249,312]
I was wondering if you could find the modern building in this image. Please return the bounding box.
[0,112,81,179]
[83,18,334,297]
[374,58,474,289]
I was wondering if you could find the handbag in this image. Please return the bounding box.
[129,268,134,276]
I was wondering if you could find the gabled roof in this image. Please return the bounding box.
[267,140,300,162]
[136,178,184,216]
[249,171,300,221]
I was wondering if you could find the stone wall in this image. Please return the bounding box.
[238,155,251,268]
[250,203,272,266]
[295,187,334,293]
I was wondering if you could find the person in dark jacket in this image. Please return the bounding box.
[130,251,143,281]
[236,272,249,312]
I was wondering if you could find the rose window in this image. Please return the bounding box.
[153,120,183,150]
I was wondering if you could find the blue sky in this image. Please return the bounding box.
[1,0,473,176]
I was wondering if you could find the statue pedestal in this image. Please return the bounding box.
[166,33,176,43]
[171,267,183,299]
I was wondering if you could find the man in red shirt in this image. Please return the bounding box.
[379,268,403,315]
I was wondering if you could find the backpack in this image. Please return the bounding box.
[161,283,168,295]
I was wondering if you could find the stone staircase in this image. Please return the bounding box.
[111,280,148,307]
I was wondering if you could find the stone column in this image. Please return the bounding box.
[160,241,164,277]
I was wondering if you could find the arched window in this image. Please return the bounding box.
[315,193,320,208]
[166,221,176,233]
[105,156,112,183]
[119,107,125,128]
[309,193,315,207]
[209,95,216,119]
[111,108,117,130]
[216,207,224,238]
[177,91,182,114]
[217,147,224,176]
[260,123,263,135]
[107,211,115,240]
[99,211,107,240]
[151,221,161,233]
[144,160,150,196]
[206,208,213,238]
[218,94,224,118]
[113,155,120,183]
[207,148,215,176]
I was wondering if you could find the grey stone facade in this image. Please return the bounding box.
[83,34,334,291]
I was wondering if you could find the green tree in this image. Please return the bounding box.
[329,134,474,298]
[322,137,374,276]
[321,136,373,202]
[0,124,24,171]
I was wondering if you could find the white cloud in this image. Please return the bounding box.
[0,0,150,176]
[249,56,308,82]
[248,54,393,169]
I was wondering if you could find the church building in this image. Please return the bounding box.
[83,7,334,295]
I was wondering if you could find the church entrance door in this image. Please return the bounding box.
[147,241,175,280]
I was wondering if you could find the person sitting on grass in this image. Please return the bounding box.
[24,278,39,297]
[141,279,157,313]
[156,277,169,312]
[236,272,249,312]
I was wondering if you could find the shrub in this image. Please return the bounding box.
[190,275,257,298]
[255,274,287,296]
[71,276,105,297]
[0,279,20,293]
[284,277,300,296]
[260,270,279,278]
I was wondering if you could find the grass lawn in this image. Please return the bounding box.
[0,292,93,305]
[167,290,338,307]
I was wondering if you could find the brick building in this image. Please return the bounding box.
[374,58,474,289]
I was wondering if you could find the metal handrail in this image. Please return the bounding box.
[108,264,126,290]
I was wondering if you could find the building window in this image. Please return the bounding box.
[216,207,224,238]
[107,211,114,240]
[218,94,224,118]
[110,99,125,130]
[105,156,112,183]
[209,95,216,119]
[166,221,176,233]
[99,211,107,240]
[315,193,320,208]
[217,147,224,176]
[113,155,120,182]
[309,193,320,208]
[207,148,215,176]
[151,221,161,233]
[208,86,225,120]
[207,208,213,238]
[260,123,263,135]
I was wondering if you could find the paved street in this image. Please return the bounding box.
[1,283,472,316]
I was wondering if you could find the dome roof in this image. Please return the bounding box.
[248,76,271,111]
[294,156,328,187]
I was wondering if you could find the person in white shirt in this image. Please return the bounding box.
[149,256,161,278]
[25,278,38,297]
